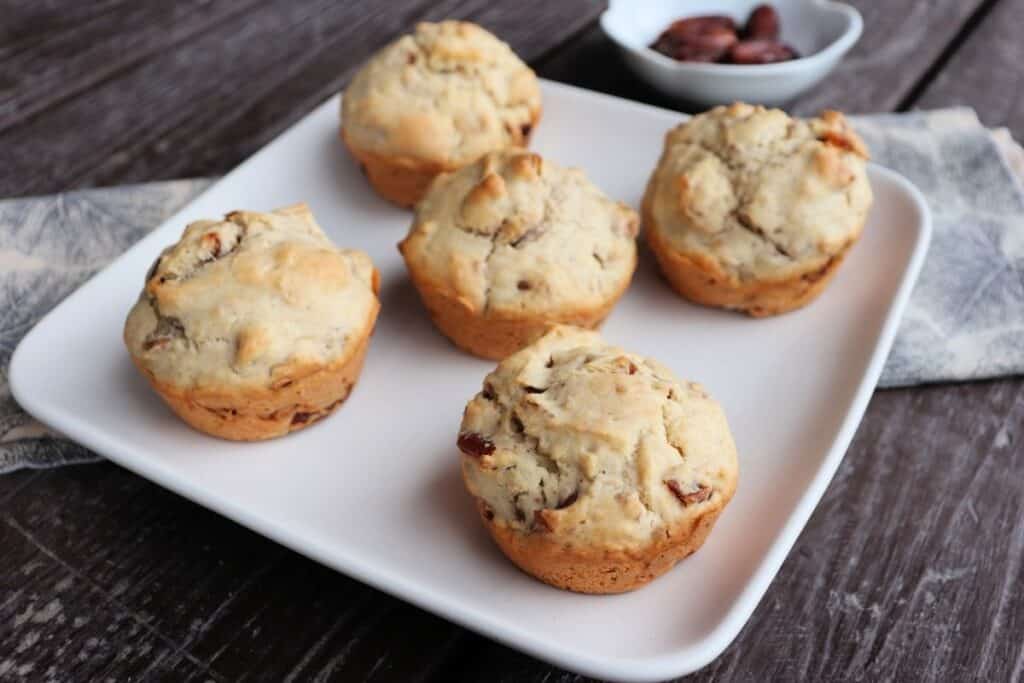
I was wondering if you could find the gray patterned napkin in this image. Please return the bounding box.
[852,109,1024,385]
[1,180,212,471]
[2,109,1023,472]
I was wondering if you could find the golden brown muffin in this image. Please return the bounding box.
[458,326,739,593]
[342,21,542,207]
[643,104,872,316]
[124,204,380,441]
[399,150,638,360]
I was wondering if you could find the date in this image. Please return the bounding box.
[744,5,779,41]
[729,40,799,65]
[649,4,798,65]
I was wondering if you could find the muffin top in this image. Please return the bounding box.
[124,204,379,390]
[644,103,872,281]
[459,326,738,549]
[399,150,638,319]
[342,21,541,168]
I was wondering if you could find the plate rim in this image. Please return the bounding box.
[9,80,933,682]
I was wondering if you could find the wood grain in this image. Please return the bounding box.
[0,0,267,129]
[914,0,1024,140]
[0,1,133,49]
[3,0,1024,681]
[0,463,465,682]
[789,0,995,115]
[0,510,224,681]
[0,0,601,197]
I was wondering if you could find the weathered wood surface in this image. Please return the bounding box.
[915,0,1024,137]
[788,0,999,116]
[2,0,1023,681]
[0,0,599,197]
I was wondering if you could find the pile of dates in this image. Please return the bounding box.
[649,5,799,65]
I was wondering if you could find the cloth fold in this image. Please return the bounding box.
[2,109,1023,472]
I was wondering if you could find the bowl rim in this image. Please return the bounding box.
[600,0,863,75]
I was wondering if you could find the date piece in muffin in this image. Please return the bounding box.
[342,21,542,207]
[643,103,873,316]
[399,149,639,360]
[124,204,380,441]
[458,326,739,594]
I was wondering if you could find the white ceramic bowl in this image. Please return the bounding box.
[600,0,862,107]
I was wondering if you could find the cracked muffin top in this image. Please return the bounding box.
[644,103,872,281]
[124,204,379,390]
[399,150,639,318]
[459,326,738,549]
[342,21,541,167]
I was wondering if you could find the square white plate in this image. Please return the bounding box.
[11,81,931,681]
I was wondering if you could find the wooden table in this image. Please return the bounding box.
[2,2,1022,680]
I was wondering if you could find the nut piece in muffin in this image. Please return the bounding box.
[458,326,739,594]
[399,149,639,360]
[643,103,873,316]
[341,21,542,207]
[124,204,381,441]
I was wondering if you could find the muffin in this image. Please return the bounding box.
[398,150,639,360]
[341,21,542,207]
[458,326,739,594]
[643,103,873,316]
[124,204,380,441]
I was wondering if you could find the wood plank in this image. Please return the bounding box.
[0,0,603,198]
[0,517,223,682]
[913,0,1024,140]
[0,0,131,50]
[0,469,39,505]
[789,0,993,115]
[432,379,1024,681]
[0,0,265,130]
[0,462,465,682]
[82,0,600,193]
[0,0,422,196]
